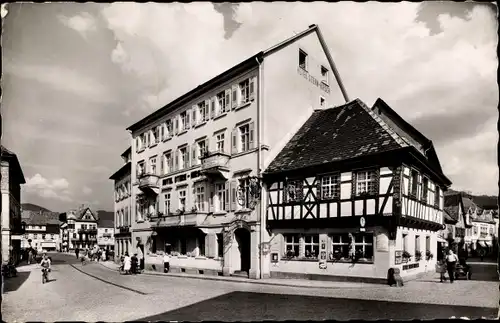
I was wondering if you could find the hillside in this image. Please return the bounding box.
[21,203,52,212]
[447,188,498,209]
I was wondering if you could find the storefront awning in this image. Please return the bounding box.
[478,241,487,248]
[484,241,492,248]
[437,237,447,243]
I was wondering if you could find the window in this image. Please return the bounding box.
[217,233,224,258]
[403,233,408,252]
[473,226,478,235]
[239,124,250,152]
[162,152,172,175]
[321,65,329,84]
[142,132,148,148]
[285,180,303,202]
[299,49,308,70]
[304,235,319,259]
[197,140,207,160]
[51,234,55,240]
[179,147,188,170]
[410,170,418,197]
[422,177,429,202]
[321,174,340,200]
[320,96,325,108]
[434,186,440,207]
[164,120,173,140]
[330,234,350,259]
[197,101,208,124]
[239,79,250,104]
[178,190,187,211]
[195,185,205,211]
[216,132,225,153]
[480,226,488,237]
[137,161,145,177]
[217,91,226,115]
[149,156,157,175]
[238,178,250,209]
[42,234,46,240]
[356,170,378,195]
[164,193,171,215]
[353,233,373,260]
[34,234,38,239]
[415,236,420,254]
[284,234,300,258]
[180,111,188,132]
[153,126,160,145]
[215,183,226,212]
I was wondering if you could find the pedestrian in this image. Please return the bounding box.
[97,249,101,262]
[75,247,80,260]
[123,252,131,274]
[446,249,459,283]
[436,258,447,282]
[131,253,138,275]
[163,252,170,273]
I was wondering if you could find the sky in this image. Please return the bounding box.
[2,2,498,212]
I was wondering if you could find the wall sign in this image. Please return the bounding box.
[271,252,279,263]
[319,236,328,269]
[360,217,366,232]
[297,67,330,94]
[395,250,403,265]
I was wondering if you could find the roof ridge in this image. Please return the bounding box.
[354,99,409,148]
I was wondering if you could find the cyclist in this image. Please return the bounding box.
[40,253,51,282]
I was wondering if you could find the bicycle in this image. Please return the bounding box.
[41,268,49,284]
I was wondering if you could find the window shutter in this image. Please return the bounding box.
[204,100,209,121]
[186,111,191,130]
[192,144,197,165]
[249,77,256,101]
[211,97,216,118]
[186,145,191,168]
[231,128,238,155]
[190,107,196,127]
[230,180,238,211]
[225,181,230,211]
[249,121,255,149]
[160,154,164,175]
[231,84,238,110]
[225,89,231,111]
[174,149,179,171]
[174,118,179,135]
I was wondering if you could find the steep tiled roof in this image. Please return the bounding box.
[97,211,114,228]
[265,99,405,174]
[443,210,457,223]
[25,211,61,225]
[444,194,461,222]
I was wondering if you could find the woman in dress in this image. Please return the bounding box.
[123,252,132,275]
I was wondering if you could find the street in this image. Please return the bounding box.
[2,253,498,322]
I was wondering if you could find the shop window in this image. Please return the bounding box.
[330,234,350,260]
[303,235,319,259]
[283,234,300,258]
[353,233,373,261]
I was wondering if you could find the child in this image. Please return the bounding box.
[436,259,447,282]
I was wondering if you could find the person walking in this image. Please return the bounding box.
[436,258,447,282]
[446,249,459,283]
[75,247,80,260]
[131,253,138,275]
[123,253,131,275]
[163,252,170,273]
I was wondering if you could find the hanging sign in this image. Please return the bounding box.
[360,216,366,232]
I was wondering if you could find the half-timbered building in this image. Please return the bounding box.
[262,98,452,283]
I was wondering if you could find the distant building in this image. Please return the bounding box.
[97,211,115,253]
[109,147,132,261]
[21,210,61,252]
[462,196,497,255]
[441,192,473,258]
[1,146,26,265]
[61,206,99,250]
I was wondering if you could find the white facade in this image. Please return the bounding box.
[67,208,98,250]
[97,227,115,250]
[21,224,60,251]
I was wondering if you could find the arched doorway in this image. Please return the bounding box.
[234,228,251,274]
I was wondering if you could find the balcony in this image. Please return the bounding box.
[151,211,207,228]
[138,173,160,195]
[200,151,230,179]
[117,226,130,234]
[78,228,97,235]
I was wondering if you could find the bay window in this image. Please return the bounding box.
[195,185,205,211]
[164,193,171,215]
[215,183,226,212]
[178,189,187,211]
[216,132,225,153]
[149,156,157,174]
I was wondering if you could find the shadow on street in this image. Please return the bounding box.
[3,271,31,293]
[133,291,497,321]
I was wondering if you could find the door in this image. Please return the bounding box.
[234,228,251,273]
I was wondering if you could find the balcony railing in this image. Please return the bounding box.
[78,229,97,235]
[151,211,207,228]
[138,173,160,194]
[200,151,230,175]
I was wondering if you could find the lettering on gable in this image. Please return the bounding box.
[297,67,330,94]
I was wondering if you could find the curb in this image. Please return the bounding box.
[96,262,378,290]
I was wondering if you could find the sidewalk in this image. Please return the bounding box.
[98,261,382,290]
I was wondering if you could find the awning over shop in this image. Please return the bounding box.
[484,241,492,248]
[478,241,487,248]
[437,237,447,243]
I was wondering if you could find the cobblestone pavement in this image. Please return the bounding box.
[2,253,497,322]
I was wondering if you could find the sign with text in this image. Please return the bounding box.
[271,252,279,263]
[319,236,328,269]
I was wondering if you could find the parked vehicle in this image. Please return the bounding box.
[42,268,49,284]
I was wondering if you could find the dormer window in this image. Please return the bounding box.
[299,49,308,70]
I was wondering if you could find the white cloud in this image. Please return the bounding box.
[100,3,497,195]
[83,186,93,195]
[23,174,72,202]
[4,62,114,104]
[58,12,97,38]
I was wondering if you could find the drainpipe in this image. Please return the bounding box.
[255,56,264,279]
